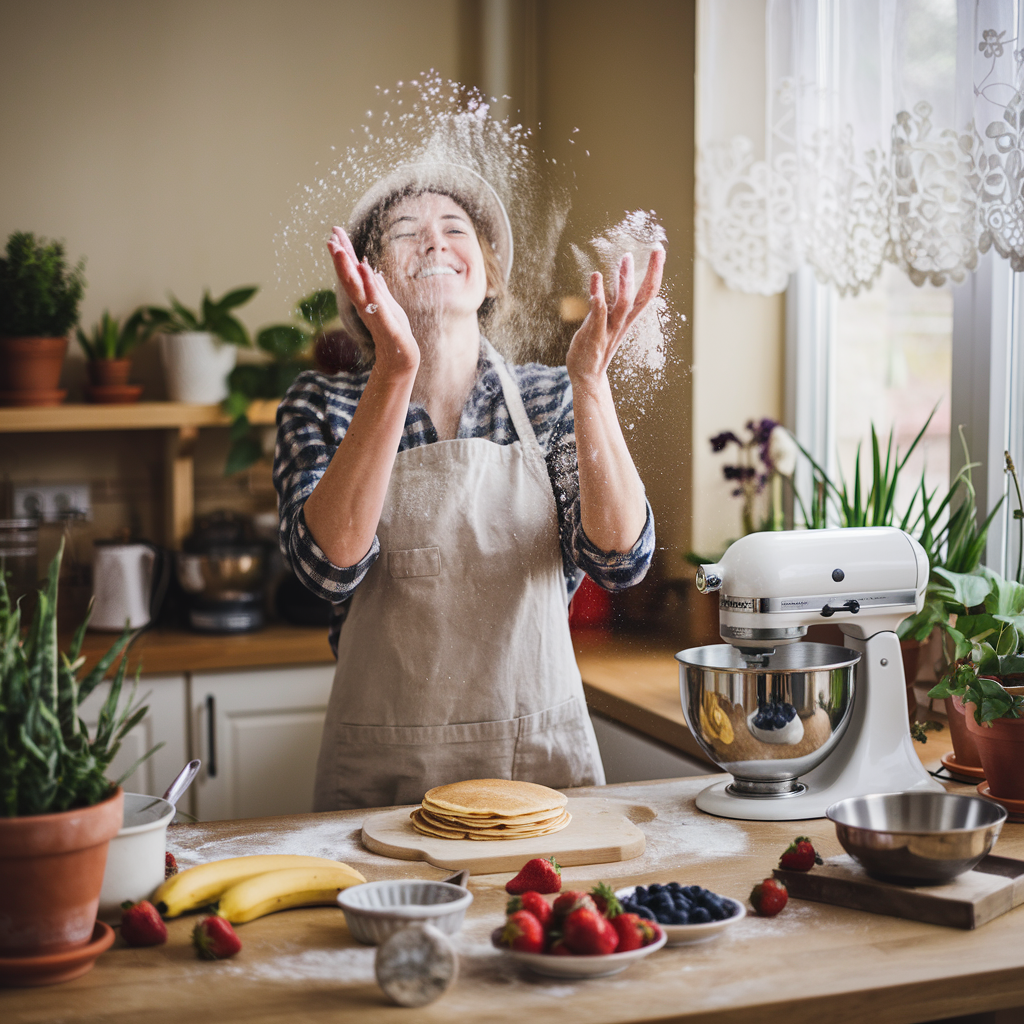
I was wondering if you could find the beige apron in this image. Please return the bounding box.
[312,342,605,810]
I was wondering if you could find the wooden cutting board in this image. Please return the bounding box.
[775,854,1024,929]
[361,797,649,872]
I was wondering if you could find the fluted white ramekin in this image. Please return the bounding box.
[337,880,473,945]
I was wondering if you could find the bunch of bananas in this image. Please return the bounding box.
[154,854,367,924]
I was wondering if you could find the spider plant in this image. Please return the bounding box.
[1,541,160,817]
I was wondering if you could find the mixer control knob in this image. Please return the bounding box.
[696,564,723,593]
[832,568,845,582]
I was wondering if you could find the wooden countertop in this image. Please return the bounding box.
[5,772,1020,1024]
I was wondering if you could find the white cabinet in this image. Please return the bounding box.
[190,665,335,822]
[78,673,189,799]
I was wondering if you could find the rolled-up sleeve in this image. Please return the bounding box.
[273,371,379,602]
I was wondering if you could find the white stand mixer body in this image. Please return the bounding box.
[689,527,944,821]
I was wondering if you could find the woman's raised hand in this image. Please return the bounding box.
[328,226,419,378]
[566,249,666,389]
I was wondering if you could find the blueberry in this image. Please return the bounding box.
[667,882,682,892]
[649,883,664,894]
[683,885,701,898]
[634,886,648,900]
[675,909,690,925]
[691,907,711,924]
[633,905,656,921]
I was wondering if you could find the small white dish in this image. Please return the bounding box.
[615,887,745,946]
[491,929,666,978]
[98,793,176,923]
[337,880,473,945]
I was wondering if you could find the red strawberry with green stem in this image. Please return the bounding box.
[610,912,660,952]
[506,891,553,929]
[120,900,167,947]
[562,905,619,955]
[589,882,623,918]
[192,916,242,960]
[505,857,562,895]
[750,877,788,917]
[500,910,545,953]
[778,836,823,872]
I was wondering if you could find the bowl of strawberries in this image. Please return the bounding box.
[492,859,665,978]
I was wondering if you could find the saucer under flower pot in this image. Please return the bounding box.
[964,703,1024,801]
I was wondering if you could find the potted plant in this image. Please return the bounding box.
[221,289,338,475]
[146,286,257,403]
[75,309,149,403]
[0,231,86,407]
[0,541,157,981]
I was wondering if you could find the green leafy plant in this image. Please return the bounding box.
[0,231,86,338]
[75,308,149,361]
[222,289,338,476]
[145,286,258,347]
[0,542,160,817]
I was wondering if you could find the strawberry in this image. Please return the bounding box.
[505,856,562,895]
[165,852,178,879]
[552,890,595,918]
[609,911,659,952]
[562,905,619,955]
[192,916,242,960]
[778,836,823,872]
[589,882,622,918]
[749,877,788,917]
[506,891,553,929]
[500,909,545,953]
[119,900,167,947]
[548,938,573,956]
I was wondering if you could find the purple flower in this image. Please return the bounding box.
[710,431,741,453]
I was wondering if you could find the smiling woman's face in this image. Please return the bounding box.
[380,191,491,321]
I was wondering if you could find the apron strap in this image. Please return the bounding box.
[483,339,544,460]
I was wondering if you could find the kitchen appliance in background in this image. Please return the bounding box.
[90,539,169,631]
[0,519,39,609]
[678,527,944,821]
[176,511,266,633]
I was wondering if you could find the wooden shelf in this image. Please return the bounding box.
[0,399,279,433]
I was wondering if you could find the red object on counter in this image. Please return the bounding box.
[568,575,613,631]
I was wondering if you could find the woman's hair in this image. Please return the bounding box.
[341,186,508,366]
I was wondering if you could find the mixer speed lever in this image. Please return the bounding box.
[820,600,860,617]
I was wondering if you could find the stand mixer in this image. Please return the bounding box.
[677,527,945,820]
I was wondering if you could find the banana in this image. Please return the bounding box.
[216,865,367,923]
[154,854,365,917]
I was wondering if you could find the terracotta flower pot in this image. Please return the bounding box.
[945,695,983,769]
[87,357,132,387]
[0,788,124,958]
[0,336,68,406]
[964,698,1024,800]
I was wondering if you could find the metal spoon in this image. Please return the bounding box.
[163,759,201,808]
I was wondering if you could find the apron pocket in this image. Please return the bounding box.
[314,718,518,811]
[512,697,605,790]
[388,546,441,578]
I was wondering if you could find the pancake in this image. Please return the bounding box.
[418,806,566,828]
[421,779,567,818]
[410,807,572,841]
[418,807,567,834]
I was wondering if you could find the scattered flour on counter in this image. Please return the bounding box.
[222,946,377,984]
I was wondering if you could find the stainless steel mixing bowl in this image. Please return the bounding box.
[677,643,859,796]
[827,792,1007,885]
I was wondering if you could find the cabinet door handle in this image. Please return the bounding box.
[205,694,217,778]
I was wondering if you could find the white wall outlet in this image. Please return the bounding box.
[12,483,92,522]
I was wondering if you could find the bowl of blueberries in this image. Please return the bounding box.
[615,883,745,946]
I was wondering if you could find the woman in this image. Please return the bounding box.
[274,163,663,810]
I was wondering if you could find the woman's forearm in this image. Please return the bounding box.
[302,365,416,568]
[572,374,647,553]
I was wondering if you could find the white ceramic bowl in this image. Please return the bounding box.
[337,880,473,946]
[99,793,176,922]
[615,887,745,946]
[492,928,667,978]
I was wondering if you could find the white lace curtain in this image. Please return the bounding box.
[697,0,1024,296]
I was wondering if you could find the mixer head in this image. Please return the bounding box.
[696,527,929,649]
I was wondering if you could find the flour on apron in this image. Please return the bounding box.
[313,341,605,810]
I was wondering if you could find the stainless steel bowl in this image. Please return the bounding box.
[677,643,858,796]
[827,792,1007,885]
[176,546,265,601]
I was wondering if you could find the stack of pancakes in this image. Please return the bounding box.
[411,779,571,841]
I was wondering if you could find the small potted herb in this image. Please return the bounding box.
[146,286,257,403]
[76,309,149,402]
[0,231,86,407]
[0,542,157,978]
